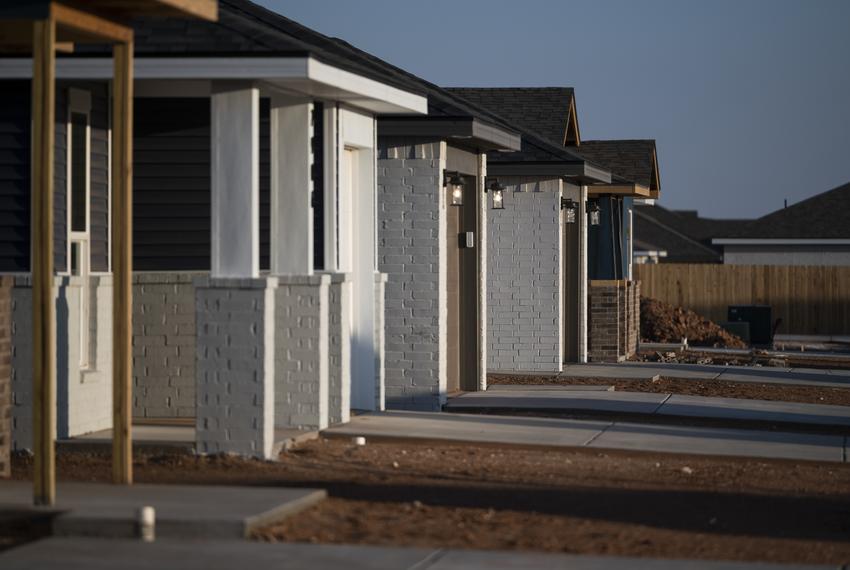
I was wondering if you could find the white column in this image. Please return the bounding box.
[323,105,339,270]
[210,83,259,278]
[578,185,589,363]
[270,96,313,275]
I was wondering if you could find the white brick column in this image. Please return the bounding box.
[195,277,276,459]
[210,83,259,278]
[321,272,351,425]
[274,275,329,430]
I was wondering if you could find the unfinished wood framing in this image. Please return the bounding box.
[111,39,134,485]
[587,184,651,198]
[31,15,57,507]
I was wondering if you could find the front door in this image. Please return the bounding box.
[563,186,581,363]
[445,174,479,393]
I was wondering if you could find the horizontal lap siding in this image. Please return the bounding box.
[86,82,110,273]
[54,87,67,273]
[0,82,31,272]
[134,97,271,271]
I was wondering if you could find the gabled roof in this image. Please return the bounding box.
[715,181,850,240]
[578,140,660,192]
[445,87,580,146]
[633,205,723,263]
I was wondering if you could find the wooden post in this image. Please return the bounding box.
[31,16,56,507]
[112,40,133,484]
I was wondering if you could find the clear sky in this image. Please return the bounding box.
[259,0,850,219]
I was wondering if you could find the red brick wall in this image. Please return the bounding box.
[0,276,12,478]
[589,280,641,363]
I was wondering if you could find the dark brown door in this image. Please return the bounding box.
[445,175,480,394]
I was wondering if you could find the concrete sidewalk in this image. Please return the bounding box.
[325,411,848,463]
[557,363,850,388]
[0,482,325,539]
[447,390,850,430]
[0,537,837,569]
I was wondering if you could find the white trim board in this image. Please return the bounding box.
[712,238,850,245]
[0,56,427,115]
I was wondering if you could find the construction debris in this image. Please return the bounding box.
[641,297,748,349]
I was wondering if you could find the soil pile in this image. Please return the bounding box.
[640,297,748,349]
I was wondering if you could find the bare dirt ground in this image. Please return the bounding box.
[9,439,850,565]
[489,374,850,407]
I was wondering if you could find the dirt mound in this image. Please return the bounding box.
[640,297,748,349]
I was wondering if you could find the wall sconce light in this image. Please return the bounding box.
[486,179,505,210]
[560,197,577,223]
[587,200,601,226]
[444,170,464,206]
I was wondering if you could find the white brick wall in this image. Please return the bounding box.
[487,178,563,372]
[195,277,276,459]
[132,273,198,419]
[322,272,351,426]
[274,275,329,430]
[11,275,113,450]
[378,138,446,411]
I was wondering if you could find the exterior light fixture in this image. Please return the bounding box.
[587,200,601,226]
[560,197,578,223]
[487,179,506,210]
[445,170,464,206]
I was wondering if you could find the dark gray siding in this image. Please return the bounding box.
[312,103,324,270]
[0,81,31,272]
[54,86,67,273]
[133,97,272,271]
[87,82,110,272]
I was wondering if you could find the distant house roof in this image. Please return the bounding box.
[632,206,723,263]
[445,87,580,146]
[578,140,660,192]
[715,181,850,241]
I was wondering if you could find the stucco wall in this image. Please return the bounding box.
[487,178,562,372]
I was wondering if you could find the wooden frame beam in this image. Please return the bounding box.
[587,183,651,198]
[52,2,133,44]
[112,39,134,485]
[31,15,56,507]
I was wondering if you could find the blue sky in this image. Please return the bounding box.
[260,0,850,219]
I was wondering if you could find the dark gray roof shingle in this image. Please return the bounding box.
[578,140,660,190]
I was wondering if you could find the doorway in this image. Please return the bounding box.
[445,173,479,394]
[563,185,581,363]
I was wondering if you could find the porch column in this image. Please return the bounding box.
[111,39,134,485]
[270,97,313,275]
[211,83,259,278]
[196,84,276,458]
[269,97,329,430]
[31,16,56,506]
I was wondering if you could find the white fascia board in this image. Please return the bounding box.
[0,56,427,114]
[307,58,426,115]
[634,250,668,257]
[712,238,850,245]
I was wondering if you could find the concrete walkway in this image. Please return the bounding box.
[0,482,325,539]
[0,537,838,569]
[325,411,848,463]
[447,390,850,430]
[556,362,850,388]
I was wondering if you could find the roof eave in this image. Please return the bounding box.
[378,116,521,152]
[486,161,611,184]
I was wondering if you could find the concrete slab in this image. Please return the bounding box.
[714,368,850,388]
[658,395,850,428]
[429,549,834,569]
[447,391,668,415]
[487,384,615,392]
[0,537,836,570]
[327,411,609,448]
[0,538,437,570]
[588,423,845,463]
[0,482,326,539]
[324,411,846,463]
[562,363,726,380]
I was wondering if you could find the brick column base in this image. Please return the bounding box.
[195,277,276,459]
[274,275,330,431]
[0,276,11,478]
[322,273,351,426]
[588,280,624,363]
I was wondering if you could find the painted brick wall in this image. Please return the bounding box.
[274,275,329,430]
[487,179,562,372]
[132,273,198,419]
[374,272,387,410]
[195,277,275,459]
[0,277,11,477]
[324,273,351,425]
[377,137,446,411]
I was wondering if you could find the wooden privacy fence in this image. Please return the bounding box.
[634,264,850,336]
